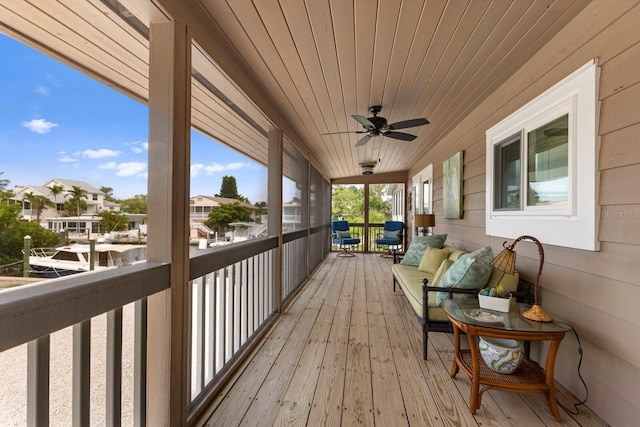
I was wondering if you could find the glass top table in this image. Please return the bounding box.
[441,298,570,421]
[442,298,572,334]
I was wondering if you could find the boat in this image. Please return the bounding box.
[28,244,147,278]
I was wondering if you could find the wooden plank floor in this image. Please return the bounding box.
[201,254,608,427]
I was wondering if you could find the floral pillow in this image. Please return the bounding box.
[399,234,447,266]
[436,246,494,305]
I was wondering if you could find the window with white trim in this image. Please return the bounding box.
[486,60,600,251]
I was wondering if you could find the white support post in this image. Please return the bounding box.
[146,18,191,427]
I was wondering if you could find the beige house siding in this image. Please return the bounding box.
[408,2,640,425]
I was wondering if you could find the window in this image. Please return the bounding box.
[486,60,599,251]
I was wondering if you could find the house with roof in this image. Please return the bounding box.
[10,178,119,223]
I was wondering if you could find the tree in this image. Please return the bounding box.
[204,202,252,232]
[331,185,364,222]
[97,210,128,232]
[30,195,55,222]
[0,202,59,265]
[254,201,267,221]
[23,191,36,221]
[118,194,147,214]
[215,176,247,202]
[67,185,88,217]
[100,186,116,202]
[62,198,87,217]
[49,184,64,217]
[0,172,9,191]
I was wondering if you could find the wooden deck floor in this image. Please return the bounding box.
[200,254,607,427]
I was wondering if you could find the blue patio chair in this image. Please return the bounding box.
[375,221,404,257]
[331,220,361,257]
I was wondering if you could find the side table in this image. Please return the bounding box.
[442,298,571,421]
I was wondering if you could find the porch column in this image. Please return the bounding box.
[268,129,283,312]
[146,18,191,426]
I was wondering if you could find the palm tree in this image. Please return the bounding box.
[68,185,88,217]
[23,191,35,221]
[31,194,55,222]
[49,184,64,217]
[0,172,9,191]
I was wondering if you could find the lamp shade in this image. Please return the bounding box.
[414,214,435,228]
[490,247,516,275]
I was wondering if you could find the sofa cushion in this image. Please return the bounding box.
[399,234,447,266]
[431,258,455,287]
[436,246,494,305]
[418,247,450,274]
[446,247,467,261]
[486,267,519,291]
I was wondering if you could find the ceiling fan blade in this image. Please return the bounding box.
[355,134,373,147]
[384,131,417,141]
[387,118,429,130]
[352,115,375,130]
[321,130,367,135]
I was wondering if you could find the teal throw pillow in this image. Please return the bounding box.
[435,246,494,305]
[399,234,447,266]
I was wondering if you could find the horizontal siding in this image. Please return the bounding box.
[409,1,640,426]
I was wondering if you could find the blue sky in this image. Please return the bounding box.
[0,33,267,203]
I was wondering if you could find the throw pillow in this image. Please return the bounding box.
[383,229,400,240]
[399,234,447,266]
[336,230,351,238]
[418,246,450,274]
[430,259,455,287]
[436,246,494,305]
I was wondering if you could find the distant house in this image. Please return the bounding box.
[11,178,119,222]
[189,195,258,222]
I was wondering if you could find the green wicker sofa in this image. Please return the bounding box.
[392,243,529,360]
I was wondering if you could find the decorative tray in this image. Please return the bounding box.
[463,310,504,323]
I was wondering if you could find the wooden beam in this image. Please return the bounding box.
[146,17,191,427]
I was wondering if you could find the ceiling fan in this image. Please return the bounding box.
[322,105,429,147]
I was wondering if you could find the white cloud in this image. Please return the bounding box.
[115,162,147,177]
[99,162,117,170]
[21,118,58,134]
[80,148,120,159]
[129,141,149,154]
[34,85,50,96]
[191,164,205,178]
[191,162,247,177]
[59,155,77,163]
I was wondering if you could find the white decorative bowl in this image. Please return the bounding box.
[478,337,523,374]
[478,292,511,313]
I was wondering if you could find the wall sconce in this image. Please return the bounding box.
[414,214,435,236]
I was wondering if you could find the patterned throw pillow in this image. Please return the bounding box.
[399,234,447,266]
[336,230,351,238]
[436,246,494,305]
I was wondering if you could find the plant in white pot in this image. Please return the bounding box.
[478,284,511,312]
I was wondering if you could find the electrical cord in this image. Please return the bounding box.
[553,322,589,415]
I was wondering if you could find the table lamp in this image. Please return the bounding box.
[490,235,552,322]
[414,214,435,236]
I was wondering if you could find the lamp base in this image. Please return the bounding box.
[522,304,553,322]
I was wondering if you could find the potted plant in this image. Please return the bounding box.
[478,284,512,312]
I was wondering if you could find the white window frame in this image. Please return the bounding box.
[485,59,600,251]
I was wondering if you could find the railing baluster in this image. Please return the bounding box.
[73,320,91,427]
[106,307,123,427]
[27,336,50,427]
[205,273,214,381]
[134,299,147,427]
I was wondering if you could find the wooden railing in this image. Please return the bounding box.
[0,262,170,425]
[1,229,329,425]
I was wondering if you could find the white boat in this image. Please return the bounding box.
[29,244,147,278]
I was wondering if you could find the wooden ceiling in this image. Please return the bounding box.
[0,0,591,179]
